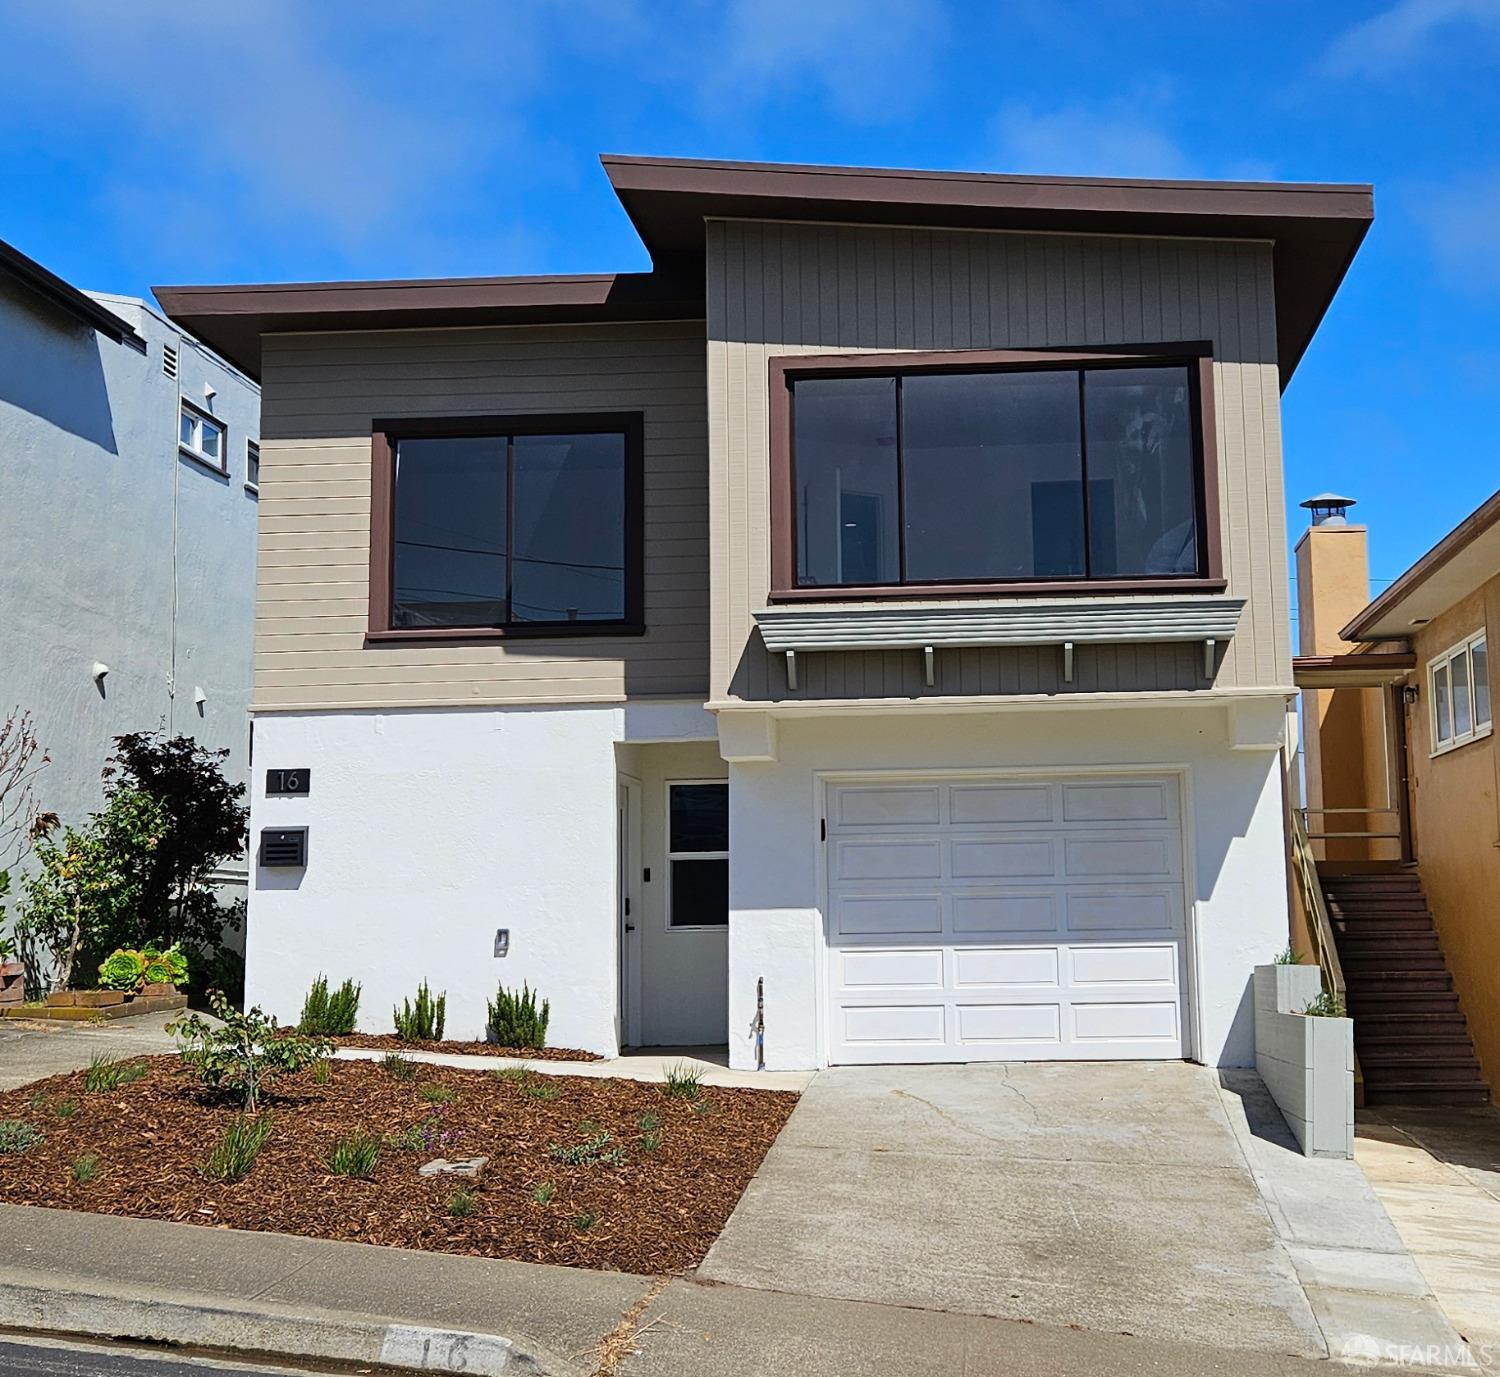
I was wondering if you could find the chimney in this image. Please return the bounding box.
[1294,493,1369,655]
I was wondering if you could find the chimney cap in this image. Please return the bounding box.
[1300,493,1358,526]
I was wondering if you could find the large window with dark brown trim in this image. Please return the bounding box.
[776,353,1214,596]
[369,414,643,638]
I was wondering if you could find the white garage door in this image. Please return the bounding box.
[825,774,1188,1064]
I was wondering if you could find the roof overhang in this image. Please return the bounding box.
[1341,489,1500,641]
[0,237,144,347]
[151,267,704,380]
[1292,652,1416,689]
[603,154,1374,389]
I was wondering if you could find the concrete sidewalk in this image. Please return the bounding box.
[0,1204,1461,1377]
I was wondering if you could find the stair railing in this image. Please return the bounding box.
[1289,806,1346,1002]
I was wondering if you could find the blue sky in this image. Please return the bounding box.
[3,0,1496,609]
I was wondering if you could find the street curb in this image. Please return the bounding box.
[0,1270,584,1376]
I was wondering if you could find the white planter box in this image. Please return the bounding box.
[1254,964,1355,1159]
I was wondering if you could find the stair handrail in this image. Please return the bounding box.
[1289,806,1346,1001]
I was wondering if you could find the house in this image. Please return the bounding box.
[1293,491,1495,1104]
[0,238,260,898]
[154,155,1373,1070]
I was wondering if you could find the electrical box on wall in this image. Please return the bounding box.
[266,768,311,796]
[259,828,308,868]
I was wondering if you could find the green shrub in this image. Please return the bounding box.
[393,981,445,1042]
[531,1181,555,1204]
[382,1051,417,1080]
[487,982,549,1049]
[1274,945,1301,966]
[495,1063,534,1084]
[0,1120,41,1154]
[1303,990,1347,1018]
[85,1055,147,1094]
[203,1114,273,1182]
[449,1190,476,1218]
[169,992,330,1111]
[98,942,189,991]
[551,1131,627,1168]
[663,1062,705,1100]
[311,1058,332,1085]
[522,1080,559,1101]
[71,1154,99,1185]
[53,1099,78,1120]
[573,1209,599,1231]
[299,975,361,1036]
[326,1131,380,1178]
[420,1084,455,1103]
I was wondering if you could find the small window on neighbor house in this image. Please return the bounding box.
[1430,632,1491,753]
[667,782,728,928]
[246,440,260,492]
[180,404,225,470]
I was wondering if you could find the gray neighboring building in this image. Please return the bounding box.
[0,238,259,900]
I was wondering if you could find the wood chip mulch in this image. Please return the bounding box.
[0,1058,796,1275]
[330,1032,603,1061]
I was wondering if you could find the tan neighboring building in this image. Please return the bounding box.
[1295,491,1497,1104]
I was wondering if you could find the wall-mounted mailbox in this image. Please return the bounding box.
[266,768,311,796]
[259,827,308,868]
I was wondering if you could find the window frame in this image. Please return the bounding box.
[1429,630,1492,756]
[367,412,646,642]
[664,779,730,932]
[179,399,228,475]
[767,344,1224,601]
[245,439,260,494]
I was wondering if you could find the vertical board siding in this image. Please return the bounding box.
[254,321,709,709]
[706,220,1290,703]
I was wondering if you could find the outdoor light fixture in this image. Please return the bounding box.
[91,661,109,682]
[1402,684,1421,706]
[202,381,216,401]
[1300,493,1357,527]
[193,686,207,707]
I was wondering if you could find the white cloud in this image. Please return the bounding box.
[990,103,1196,180]
[1415,170,1500,288]
[710,0,948,122]
[1322,0,1500,78]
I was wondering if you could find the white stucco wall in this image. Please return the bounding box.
[247,702,714,1055]
[0,281,258,897]
[727,701,1291,1071]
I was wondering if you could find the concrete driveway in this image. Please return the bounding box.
[700,1062,1326,1357]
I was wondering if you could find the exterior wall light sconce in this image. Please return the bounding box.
[91,662,109,682]
[1401,683,1420,706]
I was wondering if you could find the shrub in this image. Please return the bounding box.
[393,982,445,1042]
[449,1190,476,1218]
[573,1210,599,1232]
[299,975,361,1036]
[523,1080,560,1101]
[203,1114,273,1182]
[531,1181,555,1204]
[53,1099,78,1120]
[1303,990,1347,1018]
[326,1132,380,1178]
[85,1055,147,1094]
[487,982,549,1049]
[311,1058,332,1084]
[0,1120,41,1154]
[382,1051,417,1080]
[71,1154,99,1185]
[98,942,189,992]
[663,1062,705,1100]
[551,1131,627,1168]
[169,992,330,1111]
[1274,945,1301,966]
[495,1064,534,1084]
[420,1084,455,1103]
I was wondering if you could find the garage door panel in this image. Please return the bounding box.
[1063,835,1178,880]
[952,891,1059,936]
[835,839,942,881]
[838,948,946,989]
[836,893,943,936]
[949,784,1053,825]
[953,946,1060,987]
[956,1002,1062,1044]
[826,775,1187,1064]
[951,838,1056,880]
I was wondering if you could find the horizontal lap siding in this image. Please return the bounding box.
[706,220,1291,703]
[254,321,709,710]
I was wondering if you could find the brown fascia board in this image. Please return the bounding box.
[1341,488,1500,642]
[152,267,705,380]
[601,154,1374,388]
[0,237,144,346]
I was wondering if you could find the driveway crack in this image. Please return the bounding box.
[890,1078,1037,1147]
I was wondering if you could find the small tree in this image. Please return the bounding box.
[170,992,329,1111]
[0,709,51,947]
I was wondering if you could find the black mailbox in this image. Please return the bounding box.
[259,827,308,868]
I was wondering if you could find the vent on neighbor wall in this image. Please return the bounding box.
[258,827,307,868]
[162,343,178,379]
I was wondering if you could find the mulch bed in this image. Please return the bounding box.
[0,1058,796,1275]
[329,1032,603,1062]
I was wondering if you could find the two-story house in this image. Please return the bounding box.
[156,156,1372,1070]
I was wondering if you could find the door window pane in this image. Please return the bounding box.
[670,858,728,927]
[511,432,625,623]
[392,436,508,628]
[1452,648,1472,737]
[1473,638,1490,728]
[669,783,728,852]
[1434,660,1451,743]
[793,377,899,586]
[902,370,1083,580]
[1083,367,1198,576]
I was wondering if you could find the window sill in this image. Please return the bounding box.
[244,482,260,497]
[365,622,646,645]
[179,445,228,477]
[1430,724,1493,759]
[768,577,1228,603]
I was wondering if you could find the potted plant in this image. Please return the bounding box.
[98,942,189,998]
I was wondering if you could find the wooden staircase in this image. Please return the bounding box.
[1322,870,1489,1106]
